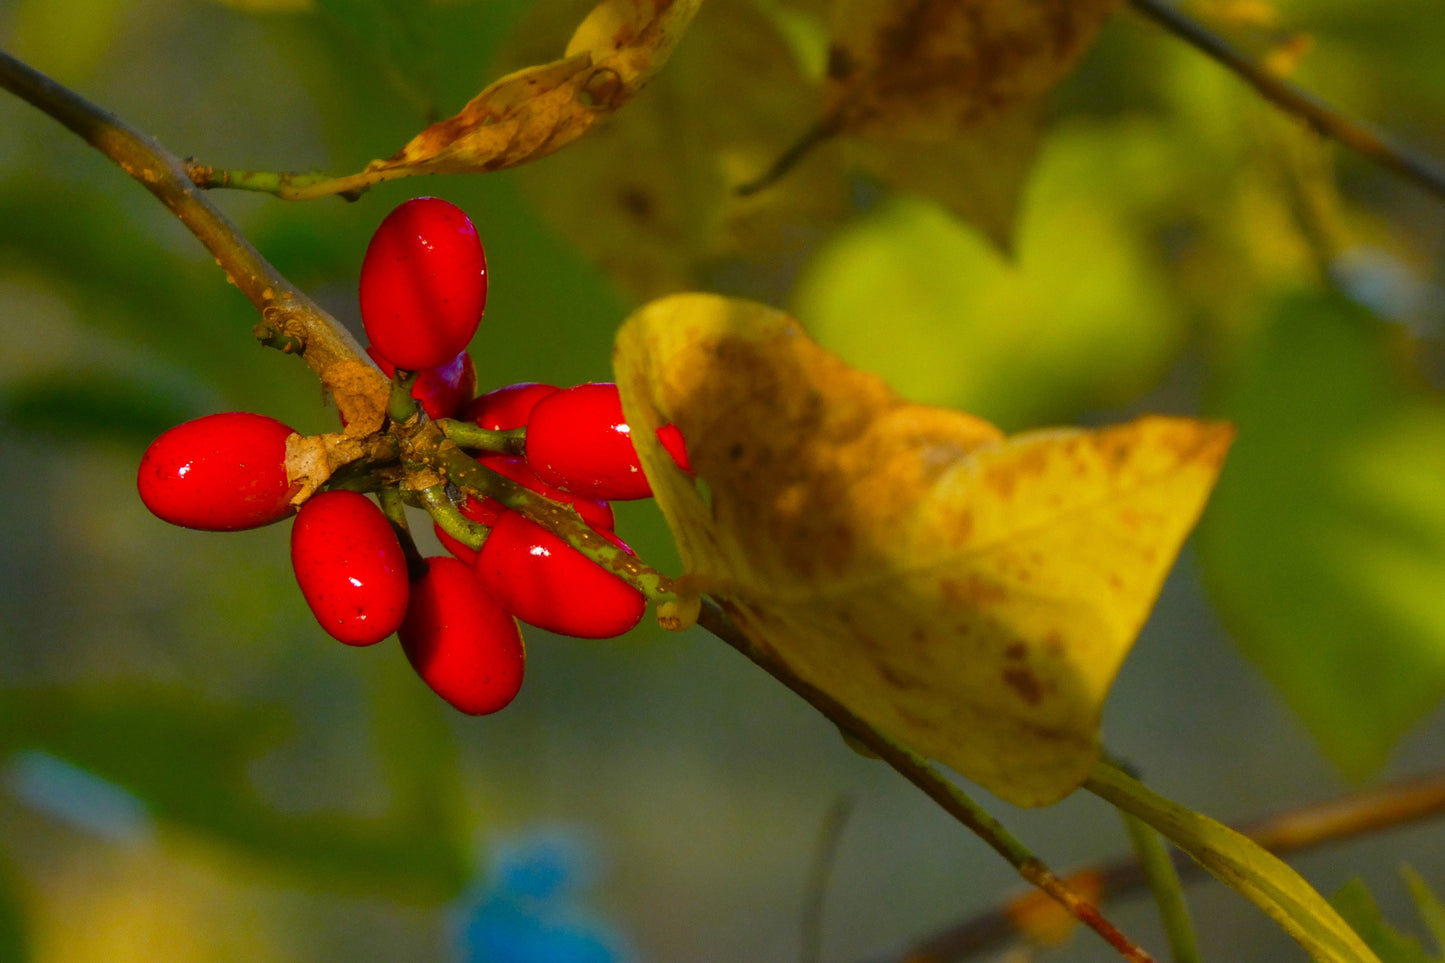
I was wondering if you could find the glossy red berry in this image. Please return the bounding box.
[290,491,409,646]
[359,197,487,372]
[474,510,645,639]
[525,383,652,500]
[367,345,477,421]
[399,557,525,715]
[137,412,299,531]
[434,454,614,564]
[656,423,693,475]
[463,382,559,431]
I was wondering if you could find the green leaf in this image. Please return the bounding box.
[1087,762,1382,963]
[0,368,212,447]
[0,855,30,963]
[0,687,469,899]
[1198,289,1445,778]
[791,123,1187,429]
[1332,879,1437,963]
[1402,866,1445,957]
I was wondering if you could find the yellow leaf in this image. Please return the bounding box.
[615,293,1231,806]
[509,0,850,299]
[845,106,1044,252]
[824,0,1121,139]
[307,0,701,194]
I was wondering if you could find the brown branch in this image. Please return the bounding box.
[698,599,1154,963]
[858,769,1445,963]
[1129,0,1445,204]
[0,49,387,418]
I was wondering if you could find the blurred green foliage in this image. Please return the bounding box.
[2,0,1445,960]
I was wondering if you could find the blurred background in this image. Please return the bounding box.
[2,0,1445,960]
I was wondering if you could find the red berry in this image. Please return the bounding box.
[433,454,614,563]
[656,423,693,475]
[367,345,477,421]
[359,197,488,371]
[525,383,652,500]
[290,491,409,646]
[399,557,525,715]
[463,382,559,431]
[474,510,645,639]
[137,412,299,531]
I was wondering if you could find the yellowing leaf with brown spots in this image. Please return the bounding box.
[824,0,1122,139]
[508,0,850,299]
[278,0,701,197]
[379,0,699,175]
[615,294,1231,806]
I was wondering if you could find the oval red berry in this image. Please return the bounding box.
[525,383,652,500]
[463,382,558,431]
[399,557,525,715]
[474,510,644,640]
[291,490,409,646]
[368,345,477,421]
[137,411,299,531]
[359,197,487,372]
[656,423,693,475]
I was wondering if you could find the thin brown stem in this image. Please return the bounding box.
[0,49,387,418]
[698,600,1153,963]
[735,115,841,197]
[1129,0,1445,204]
[859,770,1445,962]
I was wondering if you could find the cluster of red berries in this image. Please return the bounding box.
[136,197,688,717]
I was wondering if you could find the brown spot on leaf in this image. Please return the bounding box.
[1004,666,1044,705]
[619,185,658,223]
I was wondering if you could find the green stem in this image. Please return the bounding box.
[437,445,677,602]
[1122,810,1201,963]
[184,158,409,201]
[377,488,425,575]
[0,50,388,417]
[436,420,526,456]
[388,371,421,425]
[416,484,489,553]
[184,163,368,201]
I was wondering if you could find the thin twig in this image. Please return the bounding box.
[802,796,856,963]
[0,49,387,417]
[1129,0,1445,204]
[698,599,1155,963]
[863,770,1445,963]
[735,116,841,197]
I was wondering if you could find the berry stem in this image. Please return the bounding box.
[417,483,489,553]
[436,445,676,602]
[183,163,368,201]
[435,420,526,456]
[388,370,421,425]
[377,488,426,576]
